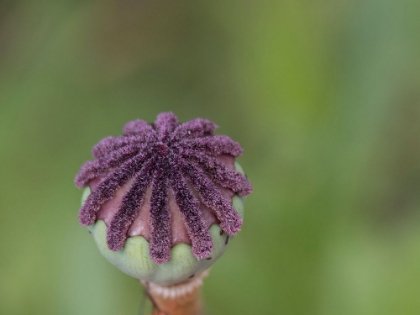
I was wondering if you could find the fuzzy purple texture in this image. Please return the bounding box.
[75,112,252,264]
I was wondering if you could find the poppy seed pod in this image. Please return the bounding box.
[75,112,252,286]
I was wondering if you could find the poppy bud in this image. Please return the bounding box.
[75,112,252,286]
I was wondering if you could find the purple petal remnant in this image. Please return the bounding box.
[75,112,252,264]
[123,119,154,136]
[169,157,213,259]
[106,156,156,251]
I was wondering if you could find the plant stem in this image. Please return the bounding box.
[143,271,208,315]
[149,284,203,315]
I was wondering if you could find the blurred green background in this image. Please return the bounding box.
[1,0,420,314]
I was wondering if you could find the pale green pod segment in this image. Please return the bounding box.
[81,187,91,205]
[234,161,245,175]
[89,220,229,286]
[232,196,244,219]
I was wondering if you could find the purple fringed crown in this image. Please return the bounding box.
[75,112,252,264]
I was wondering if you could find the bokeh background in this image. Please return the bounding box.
[1,0,420,314]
